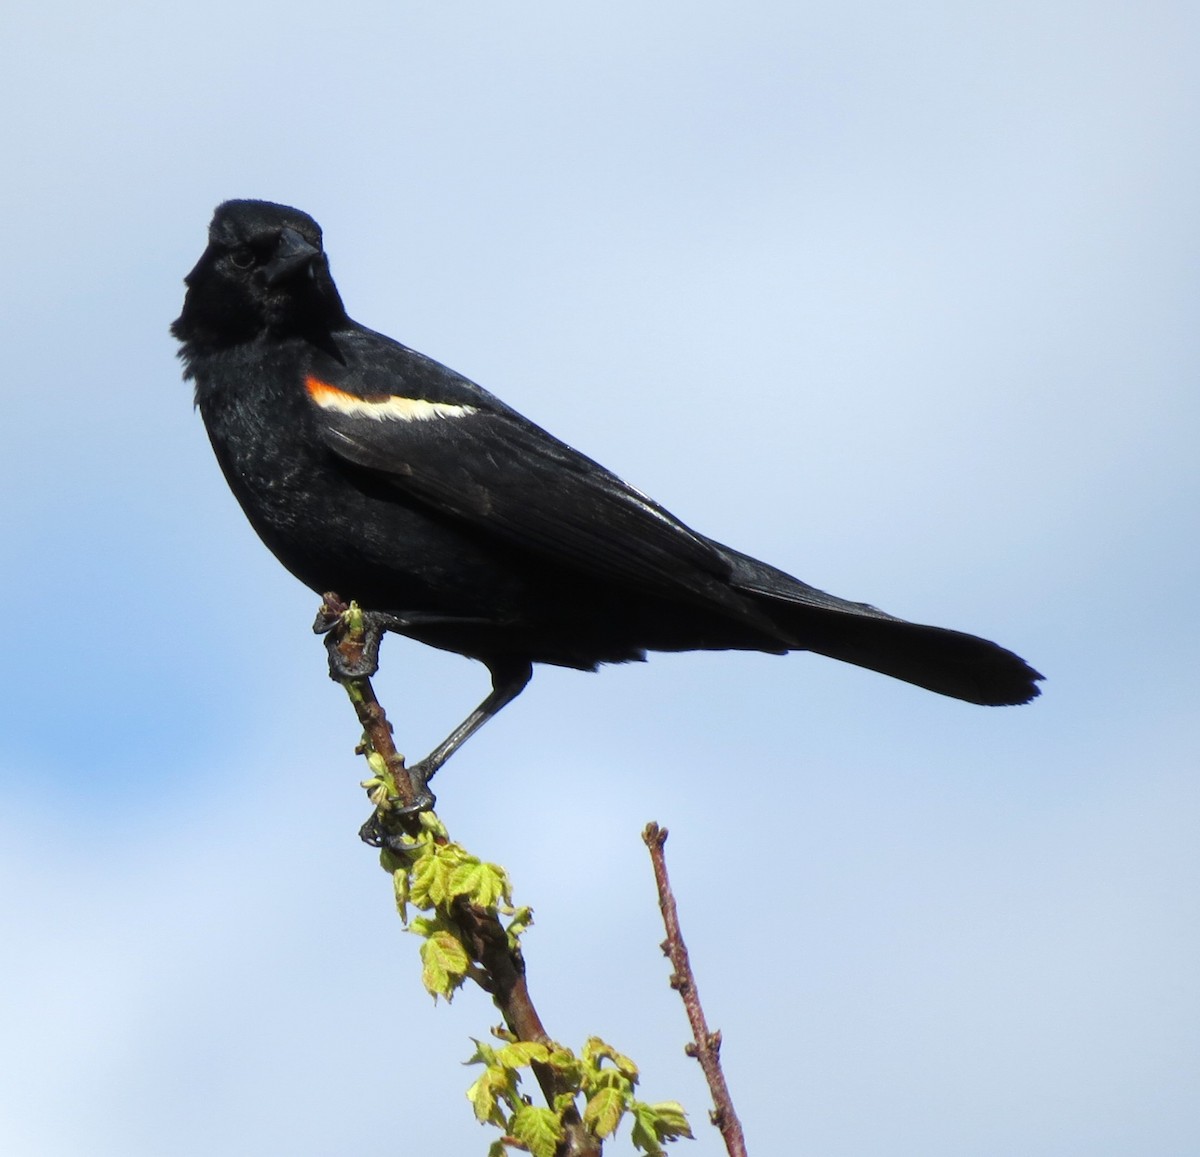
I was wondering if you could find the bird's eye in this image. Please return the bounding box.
[229,248,256,269]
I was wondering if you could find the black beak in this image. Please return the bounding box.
[264,227,320,286]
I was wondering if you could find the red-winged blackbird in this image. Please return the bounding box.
[173,199,1041,806]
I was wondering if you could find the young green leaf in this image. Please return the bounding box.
[583,1036,640,1082]
[464,1039,500,1067]
[464,1067,515,1128]
[644,1100,691,1138]
[545,1046,584,1091]
[420,929,470,999]
[504,906,534,948]
[629,1099,694,1154]
[496,1040,552,1070]
[447,858,508,908]
[392,866,410,924]
[509,1105,563,1157]
[411,849,454,908]
[583,1085,627,1139]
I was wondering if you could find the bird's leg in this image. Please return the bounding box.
[404,657,533,793]
[357,658,532,848]
[315,598,534,834]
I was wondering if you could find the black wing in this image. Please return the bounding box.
[304,366,775,622]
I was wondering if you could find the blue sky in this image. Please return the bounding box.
[1,2,1197,1153]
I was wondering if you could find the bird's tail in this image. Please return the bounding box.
[723,549,1043,706]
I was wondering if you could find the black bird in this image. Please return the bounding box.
[173,199,1041,807]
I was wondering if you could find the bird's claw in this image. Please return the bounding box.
[359,786,437,853]
[358,757,437,849]
[313,598,398,680]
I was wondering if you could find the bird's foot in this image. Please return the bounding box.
[313,594,410,680]
[359,771,437,851]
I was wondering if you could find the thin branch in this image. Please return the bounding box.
[643,822,748,1157]
[317,592,426,822]
[320,594,600,1157]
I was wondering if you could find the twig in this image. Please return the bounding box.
[643,823,748,1157]
[321,595,600,1157]
[316,592,426,823]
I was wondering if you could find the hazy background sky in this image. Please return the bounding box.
[1,2,1197,1154]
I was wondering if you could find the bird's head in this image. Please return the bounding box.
[172,199,348,357]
